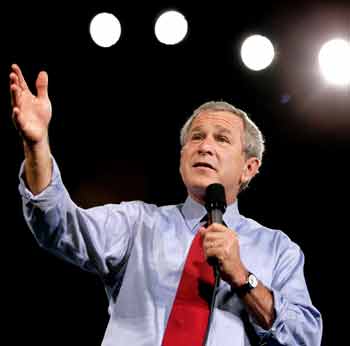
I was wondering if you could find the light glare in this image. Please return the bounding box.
[154,10,188,45]
[319,39,350,86]
[240,35,275,71]
[89,12,121,48]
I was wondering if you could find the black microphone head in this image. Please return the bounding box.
[205,183,227,213]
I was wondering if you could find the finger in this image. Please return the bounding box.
[203,238,225,251]
[11,64,29,90]
[10,73,20,102]
[199,226,207,236]
[12,107,23,131]
[206,223,228,233]
[9,72,20,86]
[12,107,20,118]
[36,71,48,99]
[12,106,27,131]
[203,242,215,254]
[205,247,221,261]
[202,230,226,243]
[10,83,21,108]
[10,83,16,107]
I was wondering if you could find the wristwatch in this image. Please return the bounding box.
[236,272,258,296]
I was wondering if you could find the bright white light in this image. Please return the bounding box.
[89,12,121,48]
[319,38,350,86]
[154,10,188,45]
[240,35,275,71]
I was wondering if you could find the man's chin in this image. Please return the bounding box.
[187,181,221,202]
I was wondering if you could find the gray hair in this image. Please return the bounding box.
[180,101,265,191]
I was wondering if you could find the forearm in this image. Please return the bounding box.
[218,228,322,345]
[239,281,275,330]
[229,266,275,330]
[235,261,322,345]
[233,277,322,345]
[20,156,109,273]
[23,136,52,195]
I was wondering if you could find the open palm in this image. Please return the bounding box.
[10,64,52,144]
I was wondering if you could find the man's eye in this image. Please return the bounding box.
[217,135,230,143]
[191,133,203,140]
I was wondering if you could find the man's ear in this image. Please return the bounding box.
[240,157,261,184]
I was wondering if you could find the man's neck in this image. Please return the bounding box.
[188,190,237,206]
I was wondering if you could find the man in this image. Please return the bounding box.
[10,64,322,345]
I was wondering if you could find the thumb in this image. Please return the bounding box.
[199,226,207,237]
[36,71,48,98]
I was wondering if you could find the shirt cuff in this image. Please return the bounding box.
[18,156,66,208]
[250,287,289,343]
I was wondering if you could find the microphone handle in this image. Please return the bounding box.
[209,209,224,225]
[207,209,223,270]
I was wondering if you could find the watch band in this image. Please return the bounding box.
[236,272,258,296]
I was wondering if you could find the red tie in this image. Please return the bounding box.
[162,228,215,346]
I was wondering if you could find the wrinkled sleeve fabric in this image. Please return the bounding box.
[18,157,140,279]
[253,233,322,345]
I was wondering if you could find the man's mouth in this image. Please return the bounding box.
[192,162,216,171]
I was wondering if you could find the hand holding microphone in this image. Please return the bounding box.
[201,183,246,286]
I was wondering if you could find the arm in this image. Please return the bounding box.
[10,63,52,194]
[10,64,133,281]
[200,223,274,329]
[200,224,322,345]
[18,159,133,276]
[261,239,322,345]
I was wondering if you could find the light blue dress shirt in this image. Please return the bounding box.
[19,158,322,346]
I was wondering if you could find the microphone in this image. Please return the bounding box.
[204,183,227,270]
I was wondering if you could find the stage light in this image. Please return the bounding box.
[240,35,275,71]
[89,12,121,48]
[319,38,350,86]
[154,10,188,45]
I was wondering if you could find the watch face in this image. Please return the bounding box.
[248,274,258,288]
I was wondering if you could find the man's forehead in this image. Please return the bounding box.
[190,110,244,131]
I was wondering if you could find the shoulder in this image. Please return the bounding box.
[238,216,305,283]
[239,215,301,253]
[105,200,182,222]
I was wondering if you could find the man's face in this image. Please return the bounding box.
[180,110,254,204]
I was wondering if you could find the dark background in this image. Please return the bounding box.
[1,1,349,345]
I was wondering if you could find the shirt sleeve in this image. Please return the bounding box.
[18,156,143,281]
[252,234,323,346]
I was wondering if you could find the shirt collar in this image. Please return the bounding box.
[181,195,241,233]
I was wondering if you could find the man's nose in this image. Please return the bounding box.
[197,137,215,155]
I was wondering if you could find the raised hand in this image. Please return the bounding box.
[9,64,52,145]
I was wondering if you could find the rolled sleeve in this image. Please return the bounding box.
[17,156,134,279]
[251,237,323,345]
[18,156,65,209]
[251,288,322,345]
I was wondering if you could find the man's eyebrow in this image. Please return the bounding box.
[215,126,232,134]
[190,126,202,132]
[190,125,233,133]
